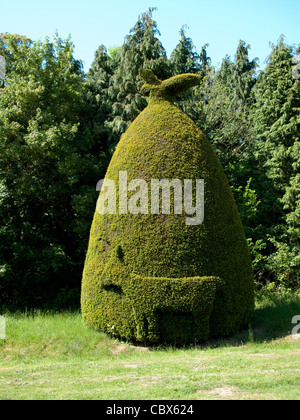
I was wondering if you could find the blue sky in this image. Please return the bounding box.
[1,0,299,72]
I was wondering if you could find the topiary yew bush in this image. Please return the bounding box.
[81,69,254,345]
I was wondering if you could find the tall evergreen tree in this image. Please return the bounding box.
[170,26,210,122]
[192,42,266,276]
[85,45,118,159]
[253,37,300,287]
[234,40,257,103]
[106,8,171,149]
[198,42,211,78]
[170,25,201,74]
[196,41,257,182]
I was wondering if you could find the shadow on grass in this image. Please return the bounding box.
[251,295,300,340]
[204,295,300,349]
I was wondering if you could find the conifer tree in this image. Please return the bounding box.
[106,8,171,149]
[196,41,257,182]
[170,26,210,122]
[198,42,211,78]
[191,42,265,274]
[85,45,118,156]
[234,40,257,104]
[253,37,300,287]
[170,25,201,74]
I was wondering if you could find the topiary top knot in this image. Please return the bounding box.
[139,68,201,102]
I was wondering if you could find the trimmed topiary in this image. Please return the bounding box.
[81,69,254,345]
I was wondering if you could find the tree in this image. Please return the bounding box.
[234,40,257,104]
[0,33,32,80]
[106,8,171,149]
[170,25,201,74]
[195,41,257,184]
[0,34,104,309]
[253,37,300,287]
[189,42,267,277]
[85,44,120,156]
[170,26,211,123]
[198,42,211,78]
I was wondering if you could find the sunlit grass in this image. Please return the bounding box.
[0,294,299,400]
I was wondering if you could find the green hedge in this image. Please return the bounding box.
[82,246,224,344]
[81,69,254,344]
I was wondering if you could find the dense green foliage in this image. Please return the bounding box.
[252,38,300,288]
[81,70,254,344]
[0,33,106,309]
[0,8,299,312]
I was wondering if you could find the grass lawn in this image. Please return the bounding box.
[0,295,300,400]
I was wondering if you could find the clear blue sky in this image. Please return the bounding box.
[1,0,299,72]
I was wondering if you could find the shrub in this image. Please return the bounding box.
[81,69,254,344]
